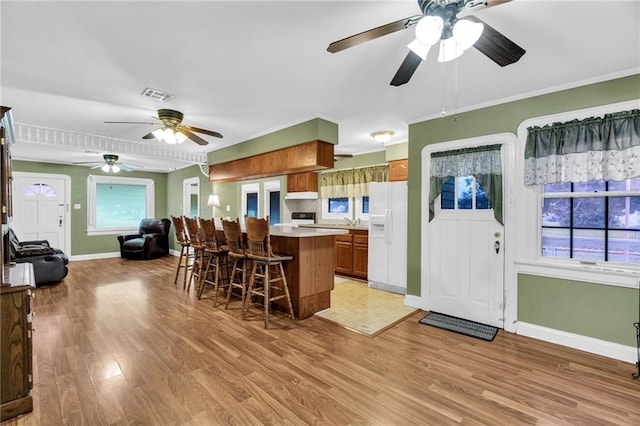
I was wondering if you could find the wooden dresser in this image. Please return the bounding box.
[1,262,35,421]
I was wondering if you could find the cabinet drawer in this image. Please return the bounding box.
[353,235,368,245]
[335,234,353,243]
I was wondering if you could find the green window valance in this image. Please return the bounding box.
[429,144,503,224]
[524,109,640,186]
[320,165,388,198]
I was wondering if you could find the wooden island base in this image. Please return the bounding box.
[269,227,348,320]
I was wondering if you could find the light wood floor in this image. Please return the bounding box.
[3,257,639,425]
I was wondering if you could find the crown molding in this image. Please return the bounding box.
[14,122,207,165]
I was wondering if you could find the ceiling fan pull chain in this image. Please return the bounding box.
[440,50,447,118]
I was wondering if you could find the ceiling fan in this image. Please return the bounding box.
[105,109,223,146]
[73,154,142,173]
[327,0,525,86]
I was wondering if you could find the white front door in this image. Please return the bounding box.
[12,173,70,253]
[427,205,504,327]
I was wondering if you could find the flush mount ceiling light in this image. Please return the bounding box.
[371,131,394,144]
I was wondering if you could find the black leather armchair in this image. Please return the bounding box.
[8,228,69,286]
[117,218,171,260]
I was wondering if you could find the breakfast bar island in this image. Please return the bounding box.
[269,226,348,319]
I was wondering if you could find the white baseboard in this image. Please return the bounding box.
[516,321,637,364]
[404,294,423,310]
[70,251,182,261]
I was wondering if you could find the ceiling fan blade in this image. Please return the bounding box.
[142,132,156,140]
[181,129,209,146]
[467,16,525,66]
[185,125,223,139]
[119,163,142,172]
[327,15,422,53]
[334,154,354,158]
[484,0,512,9]
[72,161,102,166]
[104,121,158,125]
[390,51,422,86]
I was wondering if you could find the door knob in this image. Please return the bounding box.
[494,241,500,254]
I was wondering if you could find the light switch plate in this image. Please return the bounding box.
[74,204,81,209]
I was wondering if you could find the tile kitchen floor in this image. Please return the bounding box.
[314,276,418,336]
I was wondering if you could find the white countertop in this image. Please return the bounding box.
[270,226,349,238]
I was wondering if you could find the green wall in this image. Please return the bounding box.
[13,160,168,256]
[408,74,640,346]
[518,274,638,346]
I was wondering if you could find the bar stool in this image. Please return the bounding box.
[221,217,250,309]
[171,215,191,289]
[198,218,230,305]
[242,215,294,329]
[183,216,204,292]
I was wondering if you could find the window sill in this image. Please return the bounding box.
[514,259,640,289]
[87,227,138,236]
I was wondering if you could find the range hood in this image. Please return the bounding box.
[285,191,318,200]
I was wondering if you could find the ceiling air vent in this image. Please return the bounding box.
[140,87,174,102]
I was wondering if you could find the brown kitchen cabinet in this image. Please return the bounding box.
[388,158,408,182]
[334,229,368,279]
[1,263,35,421]
[287,172,318,192]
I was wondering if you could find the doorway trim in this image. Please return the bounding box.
[183,177,200,217]
[420,133,517,332]
[12,171,72,256]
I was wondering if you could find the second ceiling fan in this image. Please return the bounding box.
[105,109,223,146]
[327,0,525,86]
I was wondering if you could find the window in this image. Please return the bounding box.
[23,183,57,197]
[263,180,281,225]
[321,196,353,220]
[440,176,491,210]
[321,196,370,221]
[241,183,260,222]
[87,175,154,235]
[355,196,369,221]
[540,178,640,265]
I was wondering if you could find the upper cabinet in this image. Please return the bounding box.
[287,172,318,193]
[388,159,408,182]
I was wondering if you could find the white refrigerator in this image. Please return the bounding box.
[367,181,408,294]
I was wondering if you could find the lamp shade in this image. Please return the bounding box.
[415,15,444,46]
[453,19,484,51]
[437,19,484,63]
[207,194,220,208]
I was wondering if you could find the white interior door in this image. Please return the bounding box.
[12,173,69,252]
[427,207,504,327]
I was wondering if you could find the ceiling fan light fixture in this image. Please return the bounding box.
[453,19,484,51]
[163,128,178,145]
[437,19,484,63]
[175,131,188,144]
[415,15,444,46]
[101,164,110,173]
[371,130,394,144]
[152,128,165,140]
[437,37,464,63]
[111,164,121,173]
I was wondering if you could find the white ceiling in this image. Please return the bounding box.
[2,0,639,172]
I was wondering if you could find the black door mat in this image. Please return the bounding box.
[419,312,498,342]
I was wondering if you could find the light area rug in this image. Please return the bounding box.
[314,276,418,336]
